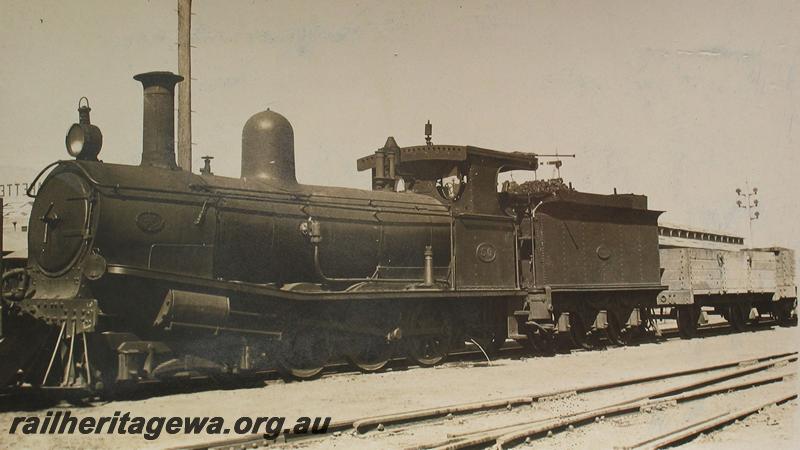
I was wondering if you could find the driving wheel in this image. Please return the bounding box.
[405,305,452,367]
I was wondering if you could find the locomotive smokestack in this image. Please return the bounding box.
[134,71,184,170]
[241,109,297,184]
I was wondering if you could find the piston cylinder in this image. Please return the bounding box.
[153,290,280,338]
[153,290,230,329]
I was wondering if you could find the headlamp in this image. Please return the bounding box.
[65,97,102,160]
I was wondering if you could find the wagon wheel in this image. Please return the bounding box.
[405,305,452,367]
[726,304,744,331]
[676,305,700,339]
[727,303,748,332]
[606,308,635,346]
[748,306,761,326]
[771,301,797,326]
[569,310,601,350]
[771,309,789,326]
[276,330,332,380]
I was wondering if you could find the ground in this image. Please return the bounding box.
[0,325,797,449]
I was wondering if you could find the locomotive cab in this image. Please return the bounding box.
[359,141,541,292]
[357,138,539,216]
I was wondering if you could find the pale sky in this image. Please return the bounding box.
[1,0,799,253]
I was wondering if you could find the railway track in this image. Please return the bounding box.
[173,350,797,450]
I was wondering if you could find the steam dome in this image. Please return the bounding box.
[241,109,296,184]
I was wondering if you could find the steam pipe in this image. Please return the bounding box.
[312,244,448,286]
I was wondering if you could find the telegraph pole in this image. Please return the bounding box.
[735,182,760,245]
[177,0,192,172]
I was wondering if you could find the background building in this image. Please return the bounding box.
[1,167,37,262]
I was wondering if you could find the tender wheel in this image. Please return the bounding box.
[277,331,332,379]
[515,334,537,354]
[405,305,452,367]
[676,305,700,339]
[606,308,635,346]
[513,319,538,354]
[636,307,656,341]
[570,310,601,350]
[526,328,556,356]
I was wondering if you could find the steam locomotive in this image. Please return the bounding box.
[0,71,795,392]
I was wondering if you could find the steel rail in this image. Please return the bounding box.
[620,391,798,449]
[170,351,795,450]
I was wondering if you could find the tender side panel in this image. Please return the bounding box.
[533,202,661,288]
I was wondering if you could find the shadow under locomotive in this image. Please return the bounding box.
[0,70,796,396]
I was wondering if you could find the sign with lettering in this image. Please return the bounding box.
[0,182,41,197]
